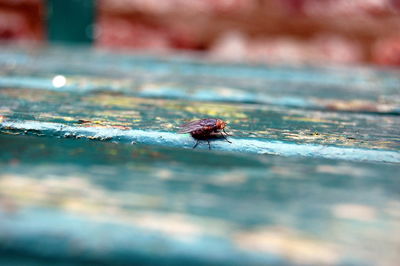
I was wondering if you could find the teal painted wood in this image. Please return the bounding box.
[0,46,399,114]
[0,86,399,162]
[1,47,400,162]
[0,135,399,265]
[0,45,400,265]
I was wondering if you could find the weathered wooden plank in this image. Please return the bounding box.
[1,87,399,162]
[0,46,399,114]
[1,135,399,265]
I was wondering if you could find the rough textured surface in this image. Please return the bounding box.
[1,47,400,160]
[1,135,400,266]
[0,46,400,265]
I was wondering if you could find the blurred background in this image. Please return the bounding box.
[1,0,400,66]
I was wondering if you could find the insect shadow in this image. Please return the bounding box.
[192,132,232,150]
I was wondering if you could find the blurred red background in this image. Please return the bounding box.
[1,0,400,66]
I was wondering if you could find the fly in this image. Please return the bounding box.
[178,118,232,150]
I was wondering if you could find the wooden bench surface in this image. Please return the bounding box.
[1,46,400,265]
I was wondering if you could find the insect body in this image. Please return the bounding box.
[178,118,232,150]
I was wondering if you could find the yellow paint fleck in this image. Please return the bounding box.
[83,95,155,108]
[211,171,247,185]
[163,123,174,129]
[283,116,335,124]
[316,165,369,177]
[323,99,395,113]
[39,114,76,122]
[235,227,339,265]
[132,213,203,239]
[109,149,118,156]
[332,204,377,222]
[156,169,174,180]
[180,104,248,119]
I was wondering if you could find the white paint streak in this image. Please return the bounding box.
[2,120,400,163]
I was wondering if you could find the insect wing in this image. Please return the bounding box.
[178,119,217,133]
[178,120,205,133]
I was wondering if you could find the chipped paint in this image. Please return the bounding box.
[1,120,400,163]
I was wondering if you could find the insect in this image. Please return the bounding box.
[178,118,232,150]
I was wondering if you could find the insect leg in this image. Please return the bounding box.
[193,140,200,149]
[222,128,231,136]
[220,133,232,143]
[207,140,211,150]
